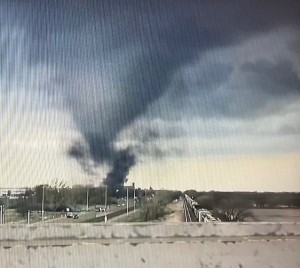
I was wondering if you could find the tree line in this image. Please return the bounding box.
[7,182,112,216]
[5,181,181,218]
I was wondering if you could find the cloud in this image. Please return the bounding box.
[145,26,300,121]
[241,59,300,96]
[115,119,186,160]
[116,27,300,160]
[226,59,300,117]
[67,141,97,176]
[1,1,300,188]
[278,124,300,135]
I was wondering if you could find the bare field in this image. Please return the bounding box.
[112,205,300,224]
[161,204,300,223]
[245,208,300,222]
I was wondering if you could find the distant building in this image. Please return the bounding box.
[0,188,27,199]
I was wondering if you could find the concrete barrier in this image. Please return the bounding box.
[0,223,299,267]
[0,222,299,241]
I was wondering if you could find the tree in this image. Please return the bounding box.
[139,198,165,221]
[214,208,251,222]
[34,180,69,211]
[137,190,180,222]
[16,196,29,217]
[195,197,214,210]
[184,190,198,199]
[213,198,252,222]
[256,193,266,208]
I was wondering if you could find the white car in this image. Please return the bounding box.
[66,212,73,218]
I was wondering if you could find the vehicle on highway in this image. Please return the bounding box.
[66,212,79,219]
[95,206,106,212]
[66,212,73,218]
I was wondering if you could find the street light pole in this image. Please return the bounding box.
[86,187,89,212]
[133,183,136,213]
[0,205,2,224]
[105,185,107,210]
[104,185,107,223]
[126,186,129,215]
[42,185,45,221]
[2,205,4,224]
[27,210,30,224]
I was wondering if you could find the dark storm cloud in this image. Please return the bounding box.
[2,0,300,177]
[67,141,96,176]
[242,60,300,96]
[121,124,185,159]
[197,59,300,119]
[139,128,160,143]
[158,56,300,120]
[222,59,300,117]
[167,62,233,108]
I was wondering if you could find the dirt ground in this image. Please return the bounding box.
[163,200,184,222]
[112,200,185,223]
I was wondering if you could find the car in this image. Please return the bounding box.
[66,212,73,218]
[96,207,106,212]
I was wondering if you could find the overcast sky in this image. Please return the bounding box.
[0,0,300,191]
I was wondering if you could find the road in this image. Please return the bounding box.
[28,201,135,224]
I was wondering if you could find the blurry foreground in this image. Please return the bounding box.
[0,222,299,268]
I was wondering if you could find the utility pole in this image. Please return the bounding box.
[42,185,45,221]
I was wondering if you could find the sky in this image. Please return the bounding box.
[0,0,300,191]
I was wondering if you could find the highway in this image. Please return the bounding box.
[30,206,135,224]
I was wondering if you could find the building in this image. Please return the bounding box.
[0,188,27,199]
